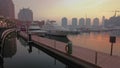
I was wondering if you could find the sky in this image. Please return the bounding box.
[13,0,120,23]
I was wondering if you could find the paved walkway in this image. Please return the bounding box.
[20,32,120,68]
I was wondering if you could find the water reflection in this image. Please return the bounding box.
[2,32,17,58]
[20,37,80,68]
[0,32,96,68]
[0,56,3,68]
[68,31,120,56]
[28,44,32,53]
[109,30,120,37]
[1,32,77,68]
[0,32,16,68]
[2,36,66,68]
[19,38,28,47]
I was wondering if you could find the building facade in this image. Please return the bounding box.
[61,17,67,27]
[72,18,77,26]
[102,16,105,27]
[93,18,99,27]
[104,16,120,28]
[86,18,91,27]
[18,8,33,22]
[79,18,85,26]
[0,0,15,19]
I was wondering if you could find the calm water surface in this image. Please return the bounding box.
[1,33,67,68]
[68,32,120,56]
[2,32,120,68]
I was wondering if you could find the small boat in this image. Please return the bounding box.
[28,22,46,36]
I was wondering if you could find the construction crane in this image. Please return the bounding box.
[112,10,120,17]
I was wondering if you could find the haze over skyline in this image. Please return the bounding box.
[13,0,120,23]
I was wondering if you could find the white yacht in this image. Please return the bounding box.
[28,22,46,36]
[42,20,70,37]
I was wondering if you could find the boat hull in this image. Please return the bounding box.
[46,30,68,37]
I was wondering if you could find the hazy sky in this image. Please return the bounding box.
[13,0,120,22]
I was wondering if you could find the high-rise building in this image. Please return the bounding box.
[61,17,67,27]
[102,16,105,26]
[79,18,85,26]
[18,8,33,22]
[0,0,15,19]
[72,18,77,26]
[93,18,99,27]
[86,18,91,27]
[104,16,120,27]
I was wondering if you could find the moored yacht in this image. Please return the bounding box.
[42,20,70,37]
[28,22,46,36]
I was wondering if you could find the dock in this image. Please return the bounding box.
[19,31,120,68]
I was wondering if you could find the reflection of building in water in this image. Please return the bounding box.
[109,30,120,36]
[3,34,17,58]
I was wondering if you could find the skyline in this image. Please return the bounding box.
[13,0,120,23]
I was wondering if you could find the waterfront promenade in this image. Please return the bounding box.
[19,31,120,68]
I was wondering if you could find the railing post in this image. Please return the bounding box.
[95,52,98,65]
[110,43,113,56]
